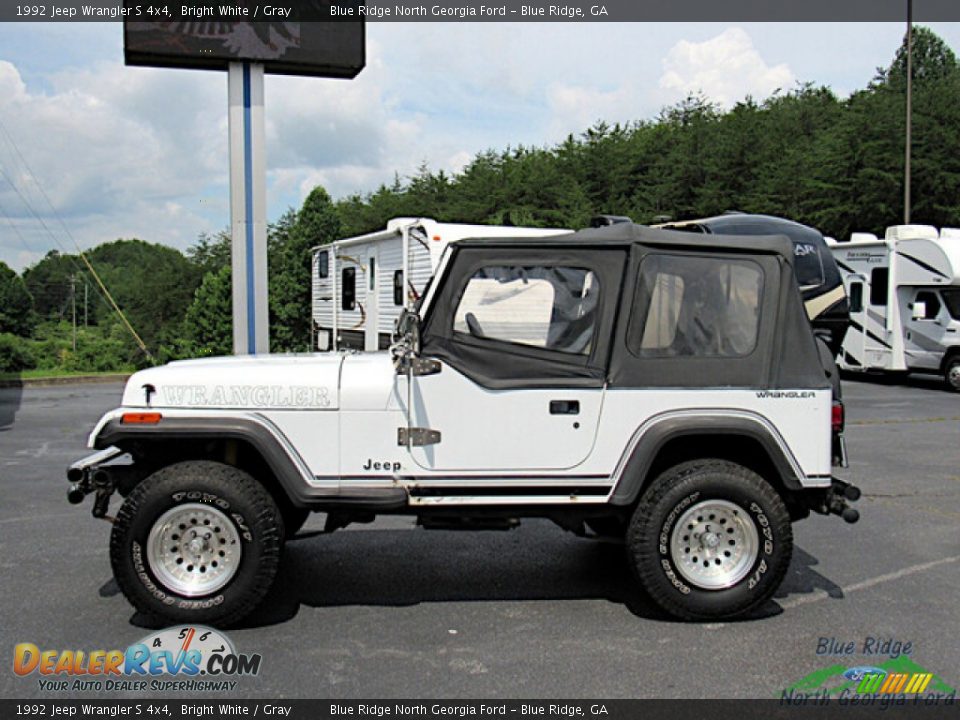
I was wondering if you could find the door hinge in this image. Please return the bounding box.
[398,427,442,447]
[405,357,441,376]
[395,355,440,375]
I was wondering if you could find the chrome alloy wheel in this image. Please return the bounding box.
[669,499,759,590]
[146,503,241,597]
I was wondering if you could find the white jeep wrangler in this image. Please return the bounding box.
[67,222,859,624]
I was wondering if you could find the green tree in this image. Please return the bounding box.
[182,266,233,357]
[0,262,36,336]
[270,187,342,352]
[188,230,232,275]
[21,251,77,322]
[878,25,959,89]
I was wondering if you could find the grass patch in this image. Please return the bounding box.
[0,369,133,382]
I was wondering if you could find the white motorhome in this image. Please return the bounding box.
[828,225,960,389]
[311,218,570,351]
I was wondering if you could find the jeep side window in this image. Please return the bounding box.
[452,265,599,355]
[629,255,763,358]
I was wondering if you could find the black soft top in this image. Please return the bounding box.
[422,223,828,391]
[455,221,797,261]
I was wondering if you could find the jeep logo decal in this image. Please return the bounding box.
[363,459,402,472]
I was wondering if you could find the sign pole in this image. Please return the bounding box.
[228,61,269,355]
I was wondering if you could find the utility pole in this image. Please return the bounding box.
[83,281,88,327]
[69,274,77,352]
[904,0,913,225]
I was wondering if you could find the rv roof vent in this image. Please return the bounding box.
[939,228,960,240]
[850,232,879,243]
[590,215,633,228]
[386,217,429,231]
[885,225,939,242]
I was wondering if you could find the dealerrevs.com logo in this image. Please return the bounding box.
[13,626,261,693]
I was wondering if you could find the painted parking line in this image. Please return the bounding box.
[780,555,960,610]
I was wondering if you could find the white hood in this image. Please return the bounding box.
[121,353,344,410]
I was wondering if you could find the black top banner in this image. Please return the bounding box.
[4,0,960,22]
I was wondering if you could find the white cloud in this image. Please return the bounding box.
[0,57,224,269]
[0,37,429,270]
[659,27,795,107]
[545,82,644,140]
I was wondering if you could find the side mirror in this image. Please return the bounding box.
[396,308,419,341]
[391,308,421,368]
[911,302,927,321]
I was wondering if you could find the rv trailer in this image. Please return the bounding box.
[828,225,960,390]
[312,218,571,351]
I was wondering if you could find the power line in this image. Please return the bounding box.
[0,118,153,359]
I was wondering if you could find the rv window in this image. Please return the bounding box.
[453,266,600,355]
[628,254,763,358]
[368,258,376,291]
[849,282,863,313]
[317,251,329,278]
[342,267,356,311]
[915,291,941,320]
[393,270,404,306]
[793,243,825,287]
[943,290,960,321]
[870,269,889,306]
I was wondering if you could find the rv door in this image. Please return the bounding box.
[844,274,869,366]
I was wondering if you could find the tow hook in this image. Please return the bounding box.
[66,447,123,522]
[67,468,117,521]
[827,478,861,524]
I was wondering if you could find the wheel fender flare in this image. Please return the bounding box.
[607,411,807,506]
[94,414,324,508]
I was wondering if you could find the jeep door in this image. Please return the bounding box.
[405,246,625,472]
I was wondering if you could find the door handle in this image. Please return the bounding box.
[550,400,580,415]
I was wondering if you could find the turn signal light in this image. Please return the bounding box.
[121,412,162,425]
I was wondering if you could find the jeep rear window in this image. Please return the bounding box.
[629,255,763,358]
[453,266,599,355]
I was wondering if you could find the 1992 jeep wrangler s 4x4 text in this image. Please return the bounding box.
[67,222,859,624]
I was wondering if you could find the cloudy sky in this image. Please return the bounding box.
[0,21,959,271]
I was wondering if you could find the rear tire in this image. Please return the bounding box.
[627,459,792,621]
[110,460,284,626]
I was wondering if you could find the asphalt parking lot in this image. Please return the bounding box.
[1,376,958,699]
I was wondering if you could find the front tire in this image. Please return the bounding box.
[627,460,792,621]
[110,460,284,626]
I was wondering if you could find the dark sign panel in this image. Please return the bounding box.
[123,3,364,78]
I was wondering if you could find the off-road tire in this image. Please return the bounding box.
[627,459,792,621]
[110,460,284,626]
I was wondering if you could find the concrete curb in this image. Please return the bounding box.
[0,374,131,389]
